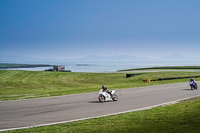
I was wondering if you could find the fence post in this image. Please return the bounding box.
[147,78,150,83]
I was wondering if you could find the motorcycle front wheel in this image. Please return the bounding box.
[191,86,194,90]
[112,94,118,101]
[99,95,105,103]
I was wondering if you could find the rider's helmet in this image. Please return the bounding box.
[102,85,106,90]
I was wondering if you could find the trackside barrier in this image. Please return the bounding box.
[143,76,200,82]
[126,73,145,78]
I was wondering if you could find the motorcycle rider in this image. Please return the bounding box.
[102,85,113,97]
[190,77,198,88]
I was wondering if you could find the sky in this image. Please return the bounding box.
[0,0,200,59]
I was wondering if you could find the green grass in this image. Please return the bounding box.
[120,66,200,71]
[0,63,50,68]
[1,70,200,101]
[3,97,200,133]
[0,63,27,67]
[1,68,200,132]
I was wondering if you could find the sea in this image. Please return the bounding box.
[2,61,200,73]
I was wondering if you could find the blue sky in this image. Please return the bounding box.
[0,0,200,59]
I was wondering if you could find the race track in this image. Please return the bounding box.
[0,82,200,131]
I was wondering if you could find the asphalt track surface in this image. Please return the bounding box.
[0,82,200,131]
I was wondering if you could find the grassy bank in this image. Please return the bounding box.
[0,63,51,68]
[120,66,200,71]
[1,68,200,132]
[0,70,200,101]
[3,97,200,133]
[0,63,29,67]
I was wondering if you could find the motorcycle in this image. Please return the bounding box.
[189,81,198,90]
[98,89,118,103]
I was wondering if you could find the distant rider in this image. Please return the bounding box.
[190,77,197,88]
[102,85,113,97]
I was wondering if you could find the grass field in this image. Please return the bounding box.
[0,63,50,69]
[120,66,200,71]
[1,67,200,132]
[0,63,28,67]
[1,70,200,101]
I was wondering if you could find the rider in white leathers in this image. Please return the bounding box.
[102,85,113,97]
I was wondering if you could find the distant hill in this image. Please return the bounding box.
[0,54,199,63]
[0,55,39,63]
[76,55,150,62]
[155,54,200,61]
[73,54,200,62]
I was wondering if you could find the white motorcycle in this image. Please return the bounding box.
[98,89,118,103]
